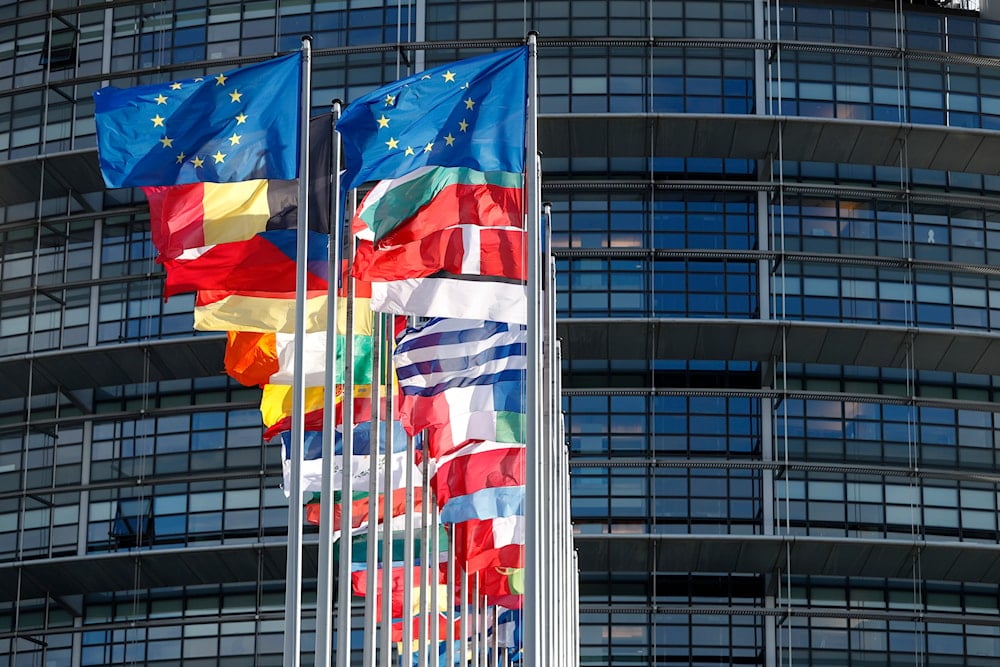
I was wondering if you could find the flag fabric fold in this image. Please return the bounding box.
[279,420,413,495]
[439,485,525,524]
[160,230,329,298]
[371,277,528,324]
[194,289,331,333]
[337,47,528,190]
[352,226,525,283]
[144,112,331,259]
[429,440,525,508]
[95,51,301,188]
[394,318,526,457]
[353,166,522,245]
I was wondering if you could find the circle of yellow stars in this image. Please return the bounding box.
[377,69,477,158]
[148,70,251,172]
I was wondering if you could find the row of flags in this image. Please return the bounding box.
[94,40,571,666]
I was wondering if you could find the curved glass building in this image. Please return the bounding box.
[2,0,1000,664]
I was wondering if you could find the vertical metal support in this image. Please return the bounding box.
[523,31,542,667]
[337,195,359,667]
[284,35,312,667]
[316,100,343,667]
[363,315,384,667]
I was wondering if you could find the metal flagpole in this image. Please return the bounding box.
[522,30,541,667]
[336,192,359,667]
[418,448,431,667]
[544,202,557,667]
[316,99,343,667]
[470,573,479,667]
[364,315,385,667]
[283,35,312,667]
[491,605,499,667]
[445,530,456,667]
[381,313,395,665]
[402,428,416,665]
[460,566,469,667]
[479,595,488,667]
[430,501,440,656]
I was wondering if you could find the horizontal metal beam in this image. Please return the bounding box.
[557,318,1000,376]
[0,335,226,400]
[575,533,1000,583]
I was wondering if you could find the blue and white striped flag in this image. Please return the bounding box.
[393,318,527,457]
[393,318,526,397]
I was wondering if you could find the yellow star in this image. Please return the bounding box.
[235,113,248,125]
[458,119,469,132]
[194,77,204,82]
[384,94,396,106]
[191,156,205,168]
[213,151,226,164]
[151,114,165,127]
[404,146,415,156]
[444,133,455,146]
[377,115,390,129]
[159,136,173,148]
[215,73,227,86]
[228,133,241,145]
[385,137,399,150]
[175,152,186,164]
[443,70,456,82]
[229,89,242,103]
[421,74,432,80]
[423,143,434,153]
[170,82,182,90]
[464,97,475,110]
[154,94,168,105]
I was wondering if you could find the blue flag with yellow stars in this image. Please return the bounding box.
[337,46,528,190]
[94,52,301,189]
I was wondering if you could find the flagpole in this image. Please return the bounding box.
[418,448,431,667]
[430,500,440,654]
[364,314,384,667]
[283,35,312,667]
[316,99,343,667]
[491,604,499,667]
[471,573,480,667]
[337,194,359,667]
[402,428,416,665]
[544,203,557,667]
[381,313,395,665]
[445,530,456,667]
[522,30,542,667]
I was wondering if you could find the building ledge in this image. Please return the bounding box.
[575,533,1000,584]
[558,318,1000,376]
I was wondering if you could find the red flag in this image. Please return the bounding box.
[353,226,524,282]
[430,441,525,508]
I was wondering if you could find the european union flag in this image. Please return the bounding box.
[337,46,528,190]
[94,52,301,188]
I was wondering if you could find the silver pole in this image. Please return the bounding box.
[336,193,359,667]
[490,605,499,667]
[402,429,416,663]
[430,501,440,655]
[446,540,455,667]
[381,313,395,665]
[523,31,541,667]
[316,99,343,667]
[364,314,384,667]
[471,573,480,667]
[283,35,312,667]
[460,566,469,667]
[418,448,431,667]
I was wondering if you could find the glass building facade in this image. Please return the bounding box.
[3,0,1000,664]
